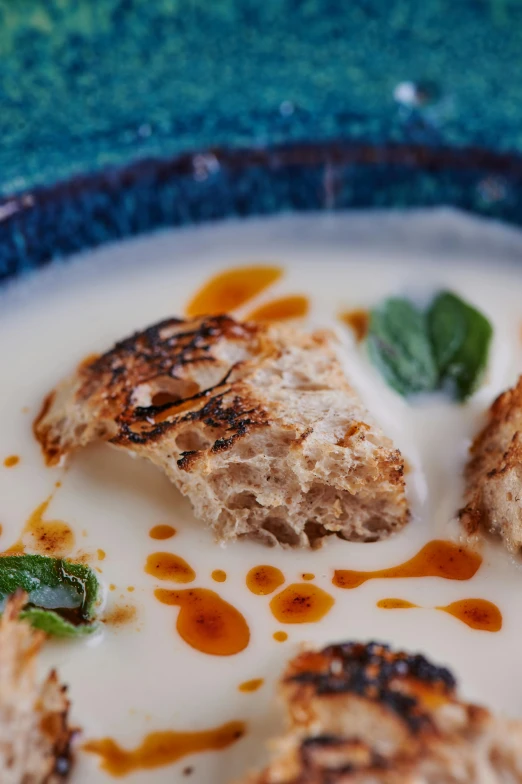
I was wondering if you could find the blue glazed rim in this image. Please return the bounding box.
[2,140,522,284]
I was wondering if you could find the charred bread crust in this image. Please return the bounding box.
[34,315,408,547]
[0,592,74,783]
[241,641,522,784]
[461,376,522,553]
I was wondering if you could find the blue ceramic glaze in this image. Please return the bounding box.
[2,0,522,280]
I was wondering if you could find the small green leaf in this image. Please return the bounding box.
[20,607,100,638]
[428,292,493,401]
[0,554,99,636]
[367,298,438,396]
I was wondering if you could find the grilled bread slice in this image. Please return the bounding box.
[241,641,522,783]
[460,376,522,553]
[34,315,408,548]
[0,592,73,783]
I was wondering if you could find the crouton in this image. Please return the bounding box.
[240,641,522,783]
[461,376,522,553]
[0,592,73,783]
[34,315,408,547]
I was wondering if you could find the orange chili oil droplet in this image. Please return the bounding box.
[333,540,482,589]
[5,493,74,556]
[238,678,264,693]
[270,583,334,624]
[97,549,106,561]
[273,631,288,642]
[154,588,250,656]
[437,598,502,632]
[211,569,227,583]
[339,309,370,342]
[246,565,285,595]
[246,295,309,322]
[301,573,315,581]
[149,525,177,540]
[83,720,246,776]
[145,553,195,583]
[377,598,419,609]
[186,265,283,317]
[4,455,19,468]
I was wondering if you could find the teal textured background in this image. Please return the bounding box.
[3,0,522,196]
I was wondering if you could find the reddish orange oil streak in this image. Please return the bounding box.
[246,565,285,595]
[377,597,502,632]
[185,266,283,317]
[246,295,309,322]
[270,583,334,624]
[5,491,74,557]
[155,588,250,656]
[145,552,195,583]
[83,720,245,777]
[333,540,482,589]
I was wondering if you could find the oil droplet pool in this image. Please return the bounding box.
[149,525,176,540]
[333,540,482,589]
[185,265,282,317]
[270,583,334,624]
[155,588,250,656]
[145,553,195,583]
[246,565,285,595]
[247,295,309,322]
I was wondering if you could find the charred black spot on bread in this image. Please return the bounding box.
[286,641,455,733]
[177,450,200,471]
[80,315,257,400]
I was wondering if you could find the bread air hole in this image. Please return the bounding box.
[175,430,211,452]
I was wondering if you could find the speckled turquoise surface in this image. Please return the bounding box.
[2,0,522,279]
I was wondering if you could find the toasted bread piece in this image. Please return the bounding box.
[34,315,408,548]
[460,376,522,553]
[0,592,73,783]
[241,641,522,783]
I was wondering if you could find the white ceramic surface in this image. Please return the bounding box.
[1,210,522,783]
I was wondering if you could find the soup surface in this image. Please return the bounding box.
[1,210,522,782]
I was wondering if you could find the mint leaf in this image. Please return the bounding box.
[367,292,493,402]
[0,554,99,636]
[367,298,438,396]
[20,607,99,638]
[428,292,493,401]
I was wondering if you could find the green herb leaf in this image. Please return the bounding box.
[20,607,99,638]
[367,298,438,396]
[428,291,493,401]
[0,554,100,637]
[366,291,493,402]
